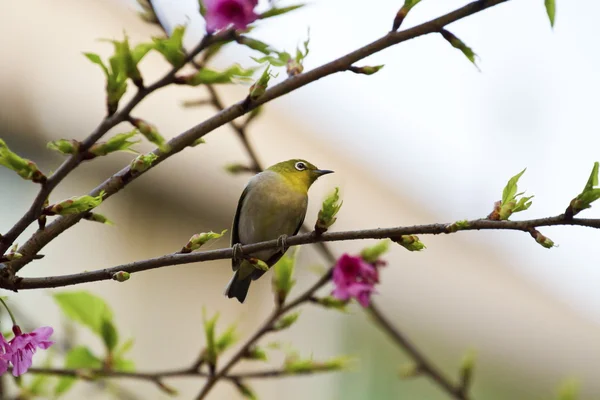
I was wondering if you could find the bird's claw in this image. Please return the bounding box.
[277,234,289,254]
[232,243,244,264]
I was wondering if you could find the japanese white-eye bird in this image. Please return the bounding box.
[225,159,334,303]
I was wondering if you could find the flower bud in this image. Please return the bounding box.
[112,271,130,282]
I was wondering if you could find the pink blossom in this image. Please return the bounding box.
[7,326,54,376]
[332,254,381,307]
[0,335,11,375]
[204,0,258,32]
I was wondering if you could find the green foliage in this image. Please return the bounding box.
[360,240,390,263]
[185,64,256,85]
[0,139,46,183]
[556,379,579,400]
[568,162,600,216]
[54,291,113,335]
[237,36,273,55]
[253,31,310,76]
[349,65,385,75]
[249,66,276,99]
[216,323,238,354]
[259,4,305,19]
[272,248,297,305]
[244,346,268,361]
[393,235,426,252]
[55,346,102,396]
[101,320,119,352]
[440,29,478,69]
[151,25,187,68]
[312,296,348,312]
[181,229,227,253]
[46,191,105,216]
[447,219,470,232]
[490,169,533,220]
[459,348,477,384]
[284,354,351,374]
[104,35,153,86]
[84,52,127,114]
[131,119,169,152]
[315,187,342,234]
[84,212,114,225]
[203,310,219,367]
[399,362,420,378]
[234,381,258,400]
[47,139,79,155]
[89,130,140,156]
[130,152,159,173]
[545,0,556,27]
[273,312,300,331]
[112,271,131,282]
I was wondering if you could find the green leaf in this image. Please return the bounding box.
[113,357,136,372]
[186,64,256,86]
[285,355,351,373]
[151,25,187,68]
[47,139,79,155]
[249,258,269,272]
[181,230,227,253]
[569,162,600,216]
[312,296,348,312]
[393,235,426,252]
[349,65,385,75]
[492,168,533,220]
[249,65,276,99]
[360,240,390,263]
[234,381,258,400]
[315,187,342,234]
[259,4,305,19]
[272,248,297,305]
[216,323,238,354]
[55,346,102,396]
[84,212,115,225]
[89,130,139,156]
[131,119,169,152]
[545,0,556,27]
[46,191,105,216]
[244,346,268,361]
[114,338,135,359]
[441,29,478,69]
[130,152,158,173]
[237,36,273,55]
[273,312,300,331]
[203,309,218,366]
[53,291,113,335]
[101,319,119,352]
[0,139,46,183]
[84,53,109,77]
[252,52,290,67]
[556,379,579,400]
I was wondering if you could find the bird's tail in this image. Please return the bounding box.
[224,270,252,303]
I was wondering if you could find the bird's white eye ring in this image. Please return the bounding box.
[295,162,307,171]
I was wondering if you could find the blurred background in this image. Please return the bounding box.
[1,0,600,398]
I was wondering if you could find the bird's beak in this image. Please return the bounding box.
[315,169,334,176]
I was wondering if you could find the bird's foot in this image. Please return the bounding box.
[232,243,244,264]
[276,234,289,254]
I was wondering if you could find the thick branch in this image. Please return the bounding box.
[8,0,512,273]
[368,302,469,400]
[4,214,597,290]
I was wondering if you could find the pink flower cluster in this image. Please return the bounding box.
[332,254,384,307]
[204,0,258,32]
[0,326,54,376]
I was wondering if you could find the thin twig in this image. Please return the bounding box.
[7,0,512,274]
[194,269,333,399]
[368,302,469,400]
[4,214,595,290]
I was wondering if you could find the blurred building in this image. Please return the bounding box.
[1,0,600,399]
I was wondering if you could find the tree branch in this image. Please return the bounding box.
[0,30,234,259]
[368,302,469,400]
[7,0,512,274]
[3,214,596,290]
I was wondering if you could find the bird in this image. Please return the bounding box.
[224,159,334,303]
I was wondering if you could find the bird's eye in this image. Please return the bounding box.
[295,162,307,171]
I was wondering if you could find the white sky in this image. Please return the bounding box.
[138,0,600,323]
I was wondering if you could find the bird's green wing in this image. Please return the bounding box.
[231,184,251,271]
